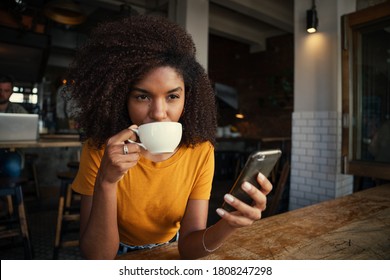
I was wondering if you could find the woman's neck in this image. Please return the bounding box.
[141,149,177,162]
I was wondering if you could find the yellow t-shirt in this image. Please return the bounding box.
[72,141,214,246]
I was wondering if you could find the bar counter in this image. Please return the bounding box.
[116,184,390,260]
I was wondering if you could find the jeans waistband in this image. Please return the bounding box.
[117,233,178,255]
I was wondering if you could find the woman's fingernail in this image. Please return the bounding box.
[224,194,235,203]
[242,182,252,192]
[216,208,225,217]
[258,172,265,180]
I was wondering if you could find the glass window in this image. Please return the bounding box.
[359,22,390,163]
[342,2,390,180]
[10,84,39,105]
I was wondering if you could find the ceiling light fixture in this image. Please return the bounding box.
[43,0,86,26]
[235,112,245,119]
[306,0,318,33]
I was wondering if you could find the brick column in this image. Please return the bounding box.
[289,111,353,210]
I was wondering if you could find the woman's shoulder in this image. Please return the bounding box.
[180,141,214,160]
[81,139,105,159]
[187,141,214,152]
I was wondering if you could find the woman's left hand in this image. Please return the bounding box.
[216,172,272,227]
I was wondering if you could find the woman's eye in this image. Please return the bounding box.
[135,95,149,101]
[168,94,180,100]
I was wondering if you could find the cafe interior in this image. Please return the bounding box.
[0,0,389,260]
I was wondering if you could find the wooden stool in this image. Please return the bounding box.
[0,177,33,259]
[67,161,80,171]
[23,153,40,200]
[263,160,290,217]
[53,171,80,259]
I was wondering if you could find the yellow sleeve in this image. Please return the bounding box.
[188,142,215,200]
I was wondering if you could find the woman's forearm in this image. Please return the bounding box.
[178,219,236,259]
[80,181,119,259]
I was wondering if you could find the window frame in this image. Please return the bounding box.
[341,1,390,180]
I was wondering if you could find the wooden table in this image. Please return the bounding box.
[0,134,82,149]
[117,184,390,260]
[0,135,82,187]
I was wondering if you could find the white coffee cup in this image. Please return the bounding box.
[128,122,182,154]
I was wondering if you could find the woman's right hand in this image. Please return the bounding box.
[96,125,141,185]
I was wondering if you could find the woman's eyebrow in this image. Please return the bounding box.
[131,87,149,94]
[130,87,183,94]
[167,87,183,94]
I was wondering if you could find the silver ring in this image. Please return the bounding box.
[123,144,129,155]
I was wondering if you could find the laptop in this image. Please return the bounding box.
[0,113,39,141]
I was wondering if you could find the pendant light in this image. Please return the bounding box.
[306,0,318,33]
[44,0,86,26]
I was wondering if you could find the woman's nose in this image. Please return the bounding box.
[149,99,167,121]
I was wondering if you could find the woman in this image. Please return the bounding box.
[68,15,272,260]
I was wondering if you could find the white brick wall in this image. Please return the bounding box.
[289,111,353,210]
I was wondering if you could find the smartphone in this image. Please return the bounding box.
[222,149,282,212]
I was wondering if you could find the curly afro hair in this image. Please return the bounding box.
[65,15,217,149]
